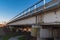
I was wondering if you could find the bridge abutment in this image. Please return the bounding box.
[31,25,60,40]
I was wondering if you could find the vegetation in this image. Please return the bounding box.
[18,35,25,40]
[2,33,25,40]
[2,33,19,40]
[3,35,10,40]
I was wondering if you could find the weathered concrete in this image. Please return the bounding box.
[7,0,60,40]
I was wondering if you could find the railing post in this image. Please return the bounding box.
[34,5,37,13]
[28,9,30,12]
[34,5,36,9]
[23,11,26,15]
[43,0,46,9]
[28,9,31,14]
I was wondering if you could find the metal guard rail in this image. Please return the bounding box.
[8,0,60,23]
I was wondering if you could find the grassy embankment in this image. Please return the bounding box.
[3,33,25,40]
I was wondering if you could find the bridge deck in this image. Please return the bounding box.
[8,0,60,24]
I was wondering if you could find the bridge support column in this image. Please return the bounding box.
[8,25,14,31]
[31,25,40,40]
[31,25,53,40]
[40,28,53,40]
[8,25,12,31]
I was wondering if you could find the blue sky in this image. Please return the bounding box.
[0,0,51,23]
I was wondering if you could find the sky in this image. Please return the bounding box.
[0,0,51,24]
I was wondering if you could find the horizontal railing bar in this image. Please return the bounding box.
[8,0,60,23]
[8,0,44,22]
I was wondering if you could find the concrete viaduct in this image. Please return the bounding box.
[7,0,60,40]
